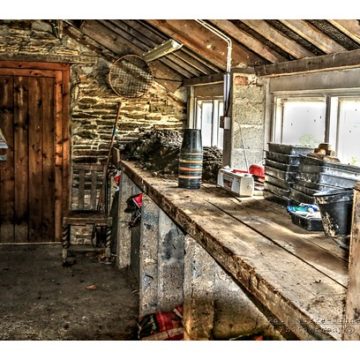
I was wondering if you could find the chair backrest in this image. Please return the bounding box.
[70,163,109,213]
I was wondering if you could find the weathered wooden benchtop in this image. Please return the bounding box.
[120,160,348,340]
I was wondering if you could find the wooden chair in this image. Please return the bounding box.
[62,163,112,263]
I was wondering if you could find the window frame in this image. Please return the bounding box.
[271,88,360,164]
[194,96,224,149]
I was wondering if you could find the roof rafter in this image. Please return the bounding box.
[280,20,346,54]
[328,20,360,45]
[78,20,183,92]
[208,20,287,63]
[241,20,314,59]
[146,19,265,70]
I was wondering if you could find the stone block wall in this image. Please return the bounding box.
[0,20,187,165]
[231,72,265,169]
[0,20,186,244]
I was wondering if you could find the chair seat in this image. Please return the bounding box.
[63,210,112,226]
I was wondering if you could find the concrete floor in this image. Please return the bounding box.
[0,245,139,340]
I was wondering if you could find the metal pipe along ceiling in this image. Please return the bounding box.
[195,19,232,116]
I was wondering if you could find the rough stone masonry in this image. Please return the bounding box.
[0,20,187,165]
[0,20,187,244]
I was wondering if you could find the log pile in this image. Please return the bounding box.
[121,129,223,183]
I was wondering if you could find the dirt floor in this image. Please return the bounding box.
[0,244,139,340]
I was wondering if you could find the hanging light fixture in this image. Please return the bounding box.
[143,39,183,62]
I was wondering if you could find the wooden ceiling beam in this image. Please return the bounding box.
[79,21,183,92]
[138,20,222,72]
[183,73,224,86]
[255,48,360,77]
[280,20,346,54]
[120,20,214,75]
[241,20,314,59]
[98,20,195,79]
[110,20,205,77]
[146,20,265,70]
[328,20,360,45]
[208,20,287,63]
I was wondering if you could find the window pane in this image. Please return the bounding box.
[337,99,360,165]
[282,99,326,147]
[201,102,213,147]
[218,101,224,149]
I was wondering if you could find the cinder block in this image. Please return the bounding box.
[231,149,264,169]
[232,125,264,150]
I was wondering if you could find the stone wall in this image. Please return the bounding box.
[0,20,186,245]
[230,72,265,169]
[0,20,187,165]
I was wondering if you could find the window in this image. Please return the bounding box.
[336,98,360,165]
[273,94,360,165]
[195,99,224,149]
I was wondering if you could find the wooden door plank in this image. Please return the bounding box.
[241,20,314,59]
[0,76,15,243]
[61,67,70,217]
[41,77,55,242]
[280,20,346,54]
[209,20,287,63]
[0,60,70,71]
[28,77,43,242]
[54,71,63,242]
[343,184,360,339]
[0,68,56,78]
[14,76,29,242]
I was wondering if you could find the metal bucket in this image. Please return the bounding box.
[314,188,354,249]
[178,129,203,189]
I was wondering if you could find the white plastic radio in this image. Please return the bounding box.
[217,167,254,197]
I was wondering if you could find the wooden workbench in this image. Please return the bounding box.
[120,160,348,340]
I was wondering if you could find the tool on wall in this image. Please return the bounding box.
[97,101,122,213]
[108,55,153,98]
[108,47,183,98]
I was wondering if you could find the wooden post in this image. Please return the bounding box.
[343,183,360,339]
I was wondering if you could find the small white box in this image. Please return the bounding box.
[217,168,254,197]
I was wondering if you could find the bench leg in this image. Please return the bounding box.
[62,223,70,263]
[105,225,112,263]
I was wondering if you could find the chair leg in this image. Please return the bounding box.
[105,225,112,263]
[62,223,70,263]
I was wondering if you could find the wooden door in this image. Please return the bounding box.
[0,62,69,243]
